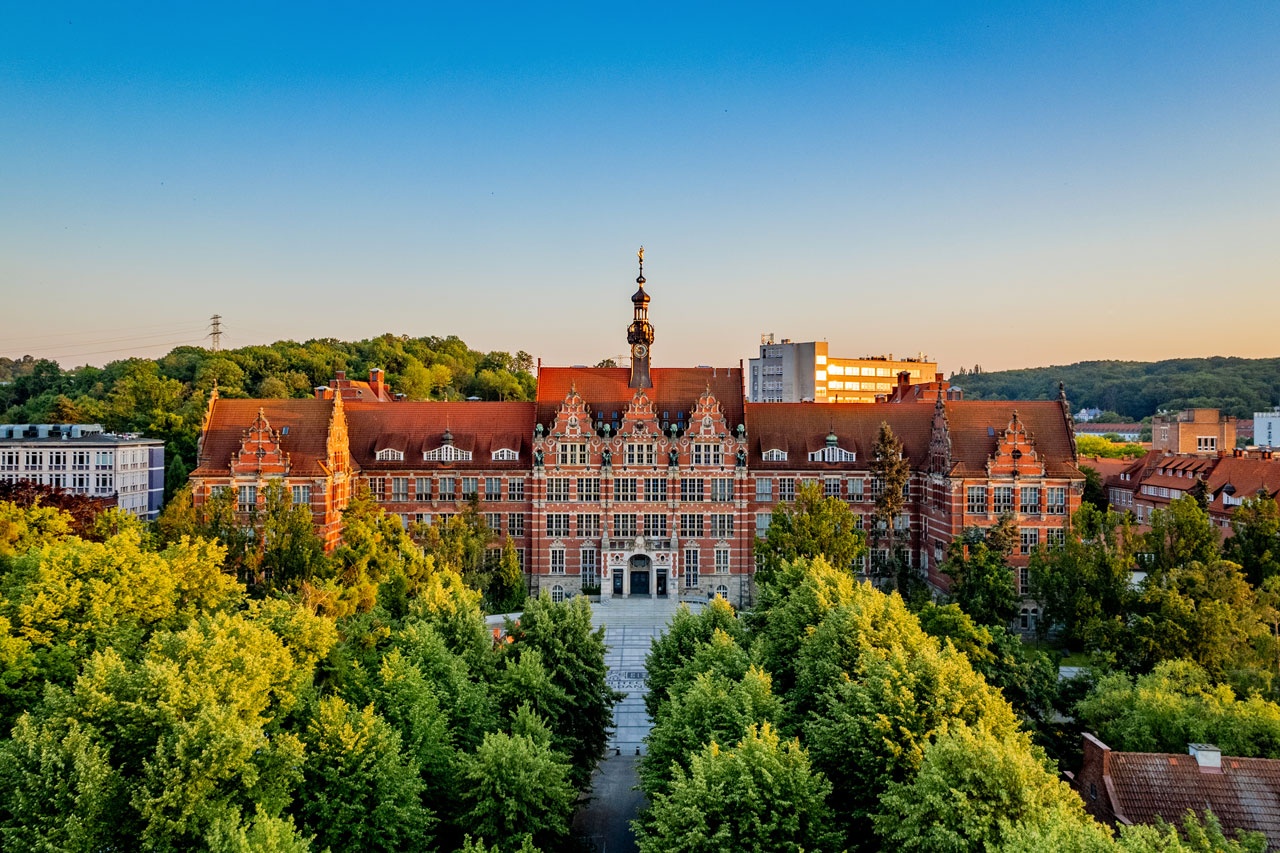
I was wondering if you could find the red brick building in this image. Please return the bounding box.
[190,256,1084,606]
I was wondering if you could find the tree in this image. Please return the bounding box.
[636,723,839,853]
[1224,495,1280,587]
[257,480,329,593]
[942,532,1019,627]
[1081,464,1109,511]
[459,729,575,852]
[1147,495,1220,574]
[644,597,746,718]
[869,421,911,591]
[754,480,865,583]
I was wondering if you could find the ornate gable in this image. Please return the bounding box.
[928,390,953,475]
[621,389,659,435]
[552,386,593,437]
[325,393,350,476]
[986,411,1046,479]
[230,408,290,476]
[690,387,729,438]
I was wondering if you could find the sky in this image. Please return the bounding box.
[2,2,1278,374]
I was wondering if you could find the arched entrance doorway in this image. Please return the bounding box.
[629,555,651,597]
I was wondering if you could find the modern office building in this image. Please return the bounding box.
[747,335,938,403]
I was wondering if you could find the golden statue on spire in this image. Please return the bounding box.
[637,246,644,263]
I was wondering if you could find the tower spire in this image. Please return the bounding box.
[627,246,654,389]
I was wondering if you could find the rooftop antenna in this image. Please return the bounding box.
[209,314,223,352]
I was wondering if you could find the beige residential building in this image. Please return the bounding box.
[1151,408,1236,455]
[747,336,937,403]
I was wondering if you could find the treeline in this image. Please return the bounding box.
[0,489,617,852]
[0,334,538,471]
[630,484,1279,851]
[952,357,1280,420]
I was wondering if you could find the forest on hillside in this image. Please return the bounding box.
[951,357,1280,420]
[0,336,537,472]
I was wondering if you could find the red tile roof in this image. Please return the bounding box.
[1207,456,1280,513]
[535,367,744,432]
[193,398,337,477]
[943,401,1080,477]
[744,403,935,468]
[345,401,536,470]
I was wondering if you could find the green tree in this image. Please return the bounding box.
[870,421,911,591]
[636,723,839,853]
[1147,495,1221,574]
[942,532,1019,627]
[754,480,865,582]
[644,597,746,718]
[1224,495,1280,587]
[257,480,329,593]
[459,729,575,852]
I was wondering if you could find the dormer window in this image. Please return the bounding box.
[809,445,857,463]
[375,448,404,462]
[762,449,788,462]
[492,448,519,461]
[423,445,472,462]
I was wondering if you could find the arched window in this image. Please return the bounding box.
[375,448,404,461]
[492,448,519,461]
[762,449,788,462]
[423,445,472,462]
[808,445,856,463]
[715,584,729,601]
[551,584,565,603]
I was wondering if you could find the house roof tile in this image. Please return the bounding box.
[345,401,535,470]
[193,398,336,477]
[535,367,745,431]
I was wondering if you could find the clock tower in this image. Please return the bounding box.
[627,246,654,389]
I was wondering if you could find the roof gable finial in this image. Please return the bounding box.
[637,245,645,285]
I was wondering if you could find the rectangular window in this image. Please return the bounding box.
[516,548,525,571]
[847,478,864,501]
[238,485,257,513]
[370,478,387,501]
[577,513,602,538]
[485,477,502,501]
[1020,487,1040,515]
[1020,528,1039,555]
[692,443,723,466]
[72,451,90,470]
[626,443,655,466]
[1019,566,1029,593]
[616,478,638,502]
[549,548,566,574]
[869,477,885,502]
[680,513,704,538]
[715,548,730,574]
[508,479,525,501]
[614,514,638,537]
[95,473,114,494]
[824,478,841,498]
[644,513,668,537]
[391,477,409,502]
[546,513,570,537]
[755,478,773,501]
[681,477,705,502]
[48,451,66,470]
[1047,527,1066,548]
[967,486,986,514]
[1197,436,1217,452]
[94,451,113,470]
[485,512,502,534]
[415,477,431,501]
[685,549,700,587]
[645,477,668,502]
[778,478,796,501]
[292,485,310,506]
[461,477,479,500]
[25,451,42,470]
[509,513,526,537]
[993,486,1014,514]
[547,477,570,502]
[1047,487,1067,515]
[710,514,734,537]
[557,442,588,466]
[711,478,734,502]
[439,477,456,501]
[756,512,772,536]
[578,477,600,502]
[581,548,599,586]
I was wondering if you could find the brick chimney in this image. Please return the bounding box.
[370,368,385,400]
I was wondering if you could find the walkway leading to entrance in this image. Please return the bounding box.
[572,595,688,853]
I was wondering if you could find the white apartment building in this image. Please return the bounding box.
[0,424,165,519]
[747,335,938,403]
[1256,407,1280,450]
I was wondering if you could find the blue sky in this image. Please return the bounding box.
[2,2,1278,372]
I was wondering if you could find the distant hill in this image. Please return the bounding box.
[951,357,1280,421]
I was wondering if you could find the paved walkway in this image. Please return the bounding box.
[573,595,697,852]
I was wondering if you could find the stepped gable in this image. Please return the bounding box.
[192,398,336,477]
[744,403,935,468]
[345,401,536,469]
[536,366,745,432]
[943,400,1080,477]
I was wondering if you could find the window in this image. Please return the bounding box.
[375,448,404,461]
[1020,487,1040,515]
[439,477,456,501]
[692,443,723,466]
[711,479,734,502]
[680,513,704,538]
[616,478,638,501]
[644,513,667,537]
[1047,528,1065,548]
[808,445,857,463]
[547,478,570,502]
[869,477,885,502]
[778,478,796,501]
[549,549,565,574]
[1197,436,1217,452]
[614,514,638,537]
[755,478,773,501]
[95,473,114,494]
[492,447,519,461]
[762,449,788,462]
[848,478,865,501]
[557,442,588,465]
[516,548,525,571]
[461,478,478,500]
[993,486,1014,514]
[72,451,89,470]
[626,443,655,466]
[547,514,570,537]
[369,479,387,501]
[685,549,700,587]
[550,584,565,602]
[1020,528,1039,555]
[756,512,772,536]
[94,451,113,469]
[423,444,472,462]
[485,477,502,500]
[238,485,257,513]
[578,477,600,502]
[485,512,502,534]
[292,485,310,506]
[645,477,668,502]
[1019,566,1030,593]
[715,549,730,574]
[415,477,431,501]
[1047,487,1067,515]
[681,478,705,502]
[577,513,601,538]
[508,479,525,501]
[824,478,841,498]
[510,513,526,537]
[581,549,598,587]
[48,451,66,470]
[711,514,734,537]
[391,477,409,502]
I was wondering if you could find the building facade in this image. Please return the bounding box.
[189,258,1083,605]
[0,424,165,519]
[1151,408,1237,455]
[747,335,937,404]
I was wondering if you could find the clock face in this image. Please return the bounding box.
[632,343,648,359]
